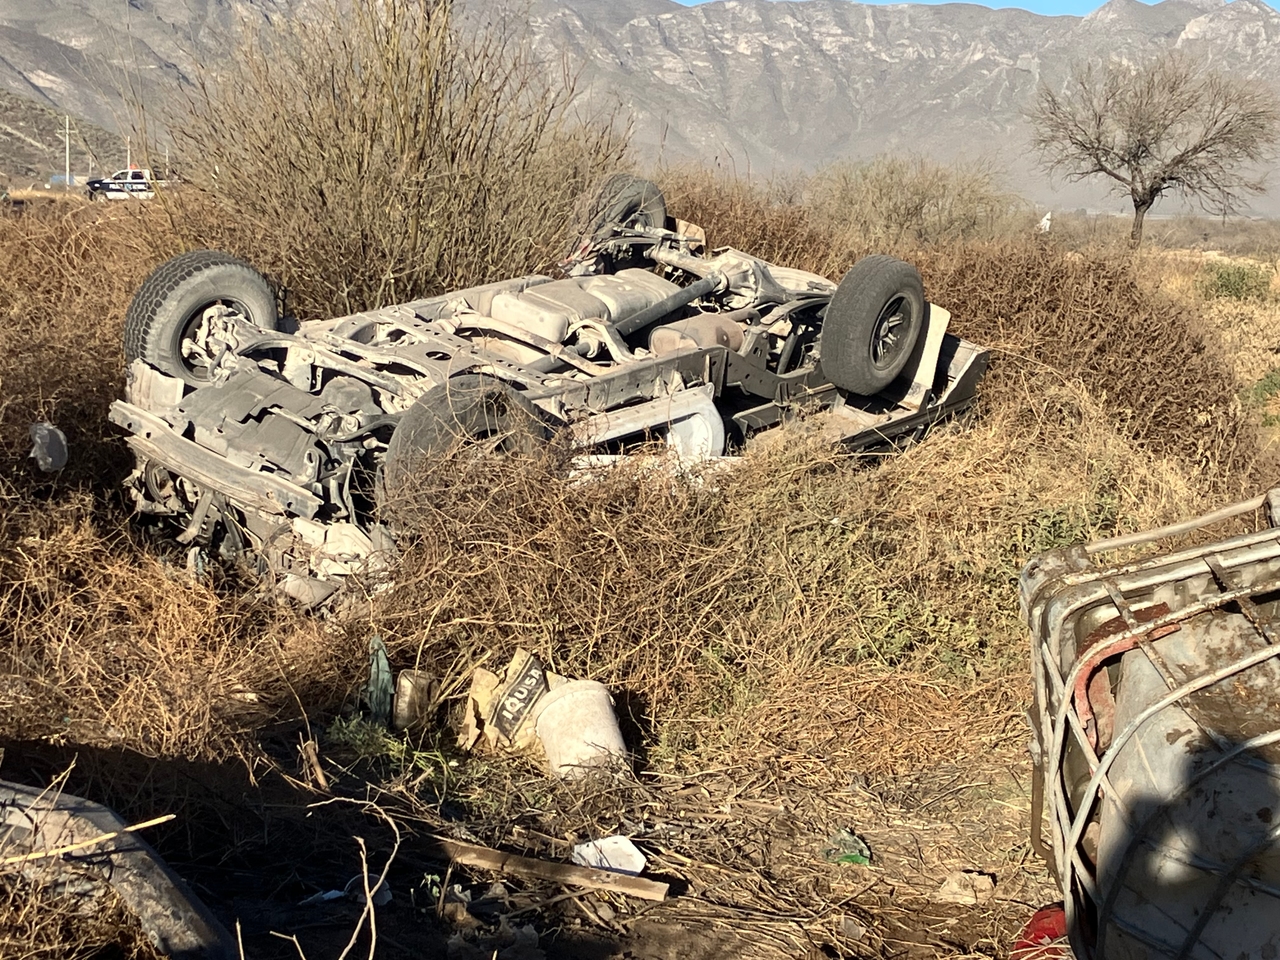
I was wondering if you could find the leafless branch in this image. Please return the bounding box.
[1029,52,1280,244]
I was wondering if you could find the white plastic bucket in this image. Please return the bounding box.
[533,680,627,778]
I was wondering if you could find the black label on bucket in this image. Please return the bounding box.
[491,654,548,741]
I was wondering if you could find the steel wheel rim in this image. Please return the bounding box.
[870,295,911,370]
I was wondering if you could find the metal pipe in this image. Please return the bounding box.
[1084,493,1268,554]
[612,272,724,337]
[525,339,594,374]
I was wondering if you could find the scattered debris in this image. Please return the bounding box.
[437,838,668,902]
[840,916,867,941]
[393,668,436,731]
[441,898,481,930]
[1011,904,1068,960]
[300,874,392,907]
[27,421,67,472]
[447,915,543,960]
[931,869,996,905]
[534,679,626,778]
[298,737,330,791]
[822,828,871,866]
[0,779,235,959]
[298,888,345,906]
[366,636,393,727]
[461,650,627,778]
[570,835,646,876]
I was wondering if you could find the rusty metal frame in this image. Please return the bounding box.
[1022,493,1280,959]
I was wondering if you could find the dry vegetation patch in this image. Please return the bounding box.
[0,868,161,960]
[0,149,1274,959]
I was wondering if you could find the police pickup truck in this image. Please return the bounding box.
[85,168,166,201]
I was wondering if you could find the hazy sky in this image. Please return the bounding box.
[671,0,1275,19]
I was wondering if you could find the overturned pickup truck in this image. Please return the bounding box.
[110,176,988,603]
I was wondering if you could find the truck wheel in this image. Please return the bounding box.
[382,375,550,494]
[124,250,278,386]
[568,174,667,258]
[821,256,925,396]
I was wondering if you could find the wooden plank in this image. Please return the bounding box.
[437,838,669,902]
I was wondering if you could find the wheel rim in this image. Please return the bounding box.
[870,295,913,371]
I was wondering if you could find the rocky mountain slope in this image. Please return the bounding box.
[0,88,118,186]
[531,0,1280,213]
[2,0,1278,214]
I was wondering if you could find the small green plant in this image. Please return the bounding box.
[1242,368,1280,426]
[1199,261,1274,301]
[325,716,453,783]
[1245,368,1280,407]
[834,585,989,668]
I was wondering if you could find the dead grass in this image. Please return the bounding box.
[808,155,1029,247]
[0,868,161,960]
[0,171,1271,956]
[1053,210,1280,260]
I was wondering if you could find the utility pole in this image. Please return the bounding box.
[62,116,70,191]
[126,136,131,170]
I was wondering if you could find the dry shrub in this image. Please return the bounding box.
[657,167,842,274]
[662,172,1264,483]
[0,205,161,483]
[164,0,627,316]
[368,381,1202,762]
[808,155,1026,248]
[0,869,160,960]
[0,487,355,758]
[1202,295,1280,392]
[912,240,1263,480]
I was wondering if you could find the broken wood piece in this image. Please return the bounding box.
[0,813,177,867]
[437,838,669,902]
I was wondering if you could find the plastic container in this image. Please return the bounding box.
[533,680,627,778]
[1022,490,1280,960]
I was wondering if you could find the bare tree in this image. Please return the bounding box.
[1030,53,1280,245]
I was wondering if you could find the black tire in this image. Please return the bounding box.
[382,375,549,492]
[568,173,667,258]
[124,250,278,386]
[821,256,926,396]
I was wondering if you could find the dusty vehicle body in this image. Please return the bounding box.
[0,779,235,959]
[109,178,988,602]
[1022,493,1280,959]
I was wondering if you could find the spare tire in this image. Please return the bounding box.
[569,173,667,258]
[382,375,550,494]
[821,255,926,396]
[124,250,278,386]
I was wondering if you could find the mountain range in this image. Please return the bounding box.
[2,0,1279,214]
